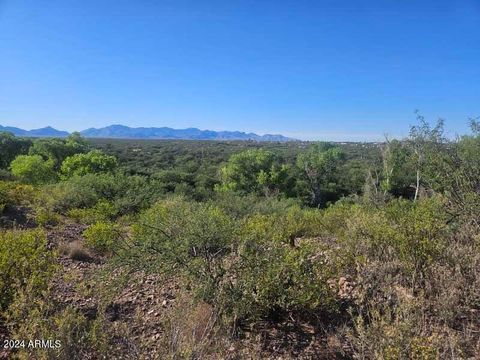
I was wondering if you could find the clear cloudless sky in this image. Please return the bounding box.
[0,0,479,140]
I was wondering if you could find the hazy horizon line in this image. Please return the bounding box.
[0,122,399,142]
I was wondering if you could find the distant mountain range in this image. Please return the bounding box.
[0,124,294,141]
[0,125,70,138]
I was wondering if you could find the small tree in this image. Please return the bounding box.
[65,132,89,152]
[408,112,446,201]
[296,143,344,207]
[217,149,291,196]
[0,132,32,169]
[10,155,56,184]
[379,138,415,198]
[29,134,89,170]
[60,150,117,179]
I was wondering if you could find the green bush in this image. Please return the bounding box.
[83,221,121,255]
[296,143,345,206]
[211,192,301,219]
[129,198,236,298]
[0,181,14,213]
[0,132,32,169]
[220,213,338,323]
[42,173,163,216]
[0,229,56,311]
[35,207,61,227]
[217,148,293,196]
[60,150,117,179]
[29,134,89,170]
[10,155,57,185]
[7,289,127,360]
[67,199,117,224]
[0,181,35,217]
[39,176,106,212]
[111,174,164,214]
[117,198,338,327]
[336,197,449,278]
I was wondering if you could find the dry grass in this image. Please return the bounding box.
[59,240,94,262]
[156,295,229,359]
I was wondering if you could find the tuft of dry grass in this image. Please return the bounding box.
[59,240,94,262]
[154,295,228,359]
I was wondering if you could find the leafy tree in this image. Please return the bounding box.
[65,132,89,152]
[296,143,344,206]
[0,132,32,169]
[29,134,89,169]
[10,155,56,184]
[407,113,447,201]
[436,120,480,224]
[337,159,369,196]
[378,139,416,198]
[217,148,292,196]
[60,150,117,179]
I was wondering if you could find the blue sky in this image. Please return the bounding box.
[0,0,479,140]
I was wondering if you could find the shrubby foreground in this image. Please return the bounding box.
[0,118,479,359]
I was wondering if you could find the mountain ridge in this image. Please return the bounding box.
[0,125,69,137]
[0,124,294,141]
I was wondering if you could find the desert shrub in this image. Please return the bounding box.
[83,221,121,255]
[127,198,236,300]
[41,173,163,216]
[348,299,441,360]
[0,181,35,217]
[110,174,164,215]
[341,234,479,358]
[328,197,449,282]
[0,229,56,311]
[38,174,114,212]
[67,208,96,223]
[323,194,478,358]
[6,286,129,360]
[7,182,35,204]
[295,143,345,206]
[320,201,362,236]
[219,214,338,324]
[117,198,338,328]
[67,199,117,224]
[10,154,57,184]
[0,181,15,213]
[35,207,61,226]
[159,297,223,359]
[0,169,14,180]
[211,192,301,219]
[8,304,97,360]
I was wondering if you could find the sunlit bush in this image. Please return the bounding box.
[0,229,56,311]
[41,173,163,216]
[10,155,57,184]
[67,199,117,224]
[60,150,117,179]
[0,181,34,214]
[35,207,61,227]
[83,221,121,255]
[117,197,339,327]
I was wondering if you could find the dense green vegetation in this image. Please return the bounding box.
[1,117,479,358]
